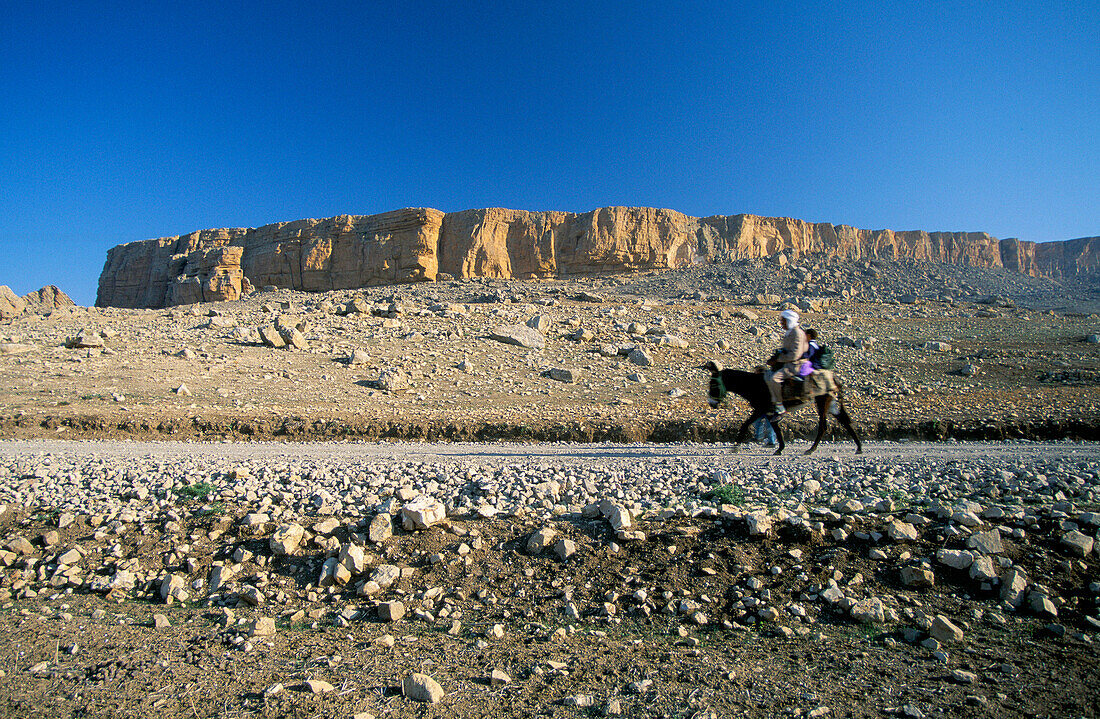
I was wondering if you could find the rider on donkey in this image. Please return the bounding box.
[766,309,808,417]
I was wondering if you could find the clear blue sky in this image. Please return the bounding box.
[2,1,1097,306]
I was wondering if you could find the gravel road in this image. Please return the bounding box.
[3,439,1098,522]
[4,438,1098,465]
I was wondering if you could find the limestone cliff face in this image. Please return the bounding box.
[95,207,1099,308]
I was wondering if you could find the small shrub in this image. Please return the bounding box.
[177,482,216,501]
[711,483,745,506]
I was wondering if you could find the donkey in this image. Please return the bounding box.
[702,361,862,456]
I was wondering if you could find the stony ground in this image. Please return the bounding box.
[0,439,1097,718]
[0,258,1098,718]
[0,257,1098,444]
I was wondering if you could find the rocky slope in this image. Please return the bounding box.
[95,207,1100,308]
[5,258,1100,445]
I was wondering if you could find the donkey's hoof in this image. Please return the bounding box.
[772,449,783,456]
[803,448,816,456]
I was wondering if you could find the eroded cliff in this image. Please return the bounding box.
[95,207,1099,308]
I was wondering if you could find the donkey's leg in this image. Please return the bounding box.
[769,418,785,455]
[836,405,863,454]
[734,410,764,452]
[805,396,830,455]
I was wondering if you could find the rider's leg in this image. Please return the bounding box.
[766,368,786,414]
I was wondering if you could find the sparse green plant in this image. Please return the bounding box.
[32,509,61,523]
[711,483,745,506]
[177,482,216,501]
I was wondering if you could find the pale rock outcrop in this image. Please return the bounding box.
[0,286,26,319]
[95,207,1100,308]
[21,285,75,314]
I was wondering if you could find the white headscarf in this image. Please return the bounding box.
[780,309,800,327]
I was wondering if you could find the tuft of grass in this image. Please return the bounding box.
[711,483,745,506]
[177,482,216,501]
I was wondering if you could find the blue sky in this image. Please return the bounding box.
[2,1,1097,306]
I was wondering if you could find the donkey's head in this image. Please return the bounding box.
[701,361,726,409]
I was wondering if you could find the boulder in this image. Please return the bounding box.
[400,496,446,530]
[64,329,104,349]
[0,343,35,356]
[548,367,581,383]
[347,349,370,365]
[279,326,309,350]
[378,601,405,622]
[1000,567,1029,608]
[248,617,276,637]
[886,521,918,542]
[368,513,393,542]
[338,544,367,575]
[935,549,974,570]
[966,529,1004,555]
[403,673,443,704]
[371,564,401,589]
[258,325,286,348]
[160,574,187,601]
[378,367,410,392]
[900,566,935,588]
[968,556,998,581]
[746,511,772,536]
[526,314,552,332]
[526,527,557,554]
[850,598,887,625]
[1061,530,1095,557]
[928,615,964,643]
[553,538,577,561]
[269,523,305,555]
[489,324,545,349]
[627,348,653,367]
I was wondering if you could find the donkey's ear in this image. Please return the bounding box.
[702,360,722,375]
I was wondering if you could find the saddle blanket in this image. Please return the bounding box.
[782,370,838,401]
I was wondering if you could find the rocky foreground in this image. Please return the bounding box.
[0,439,1097,718]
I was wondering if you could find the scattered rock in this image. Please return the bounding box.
[378,601,405,622]
[490,325,545,349]
[270,523,305,555]
[400,496,446,530]
[403,673,444,703]
[928,615,964,643]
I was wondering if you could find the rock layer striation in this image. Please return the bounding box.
[96,207,1099,308]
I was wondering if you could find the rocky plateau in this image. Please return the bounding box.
[93,207,1100,309]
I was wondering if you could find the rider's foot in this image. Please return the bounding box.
[771,403,786,416]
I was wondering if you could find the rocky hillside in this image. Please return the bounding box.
[0,285,75,320]
[95,207,1100,308]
